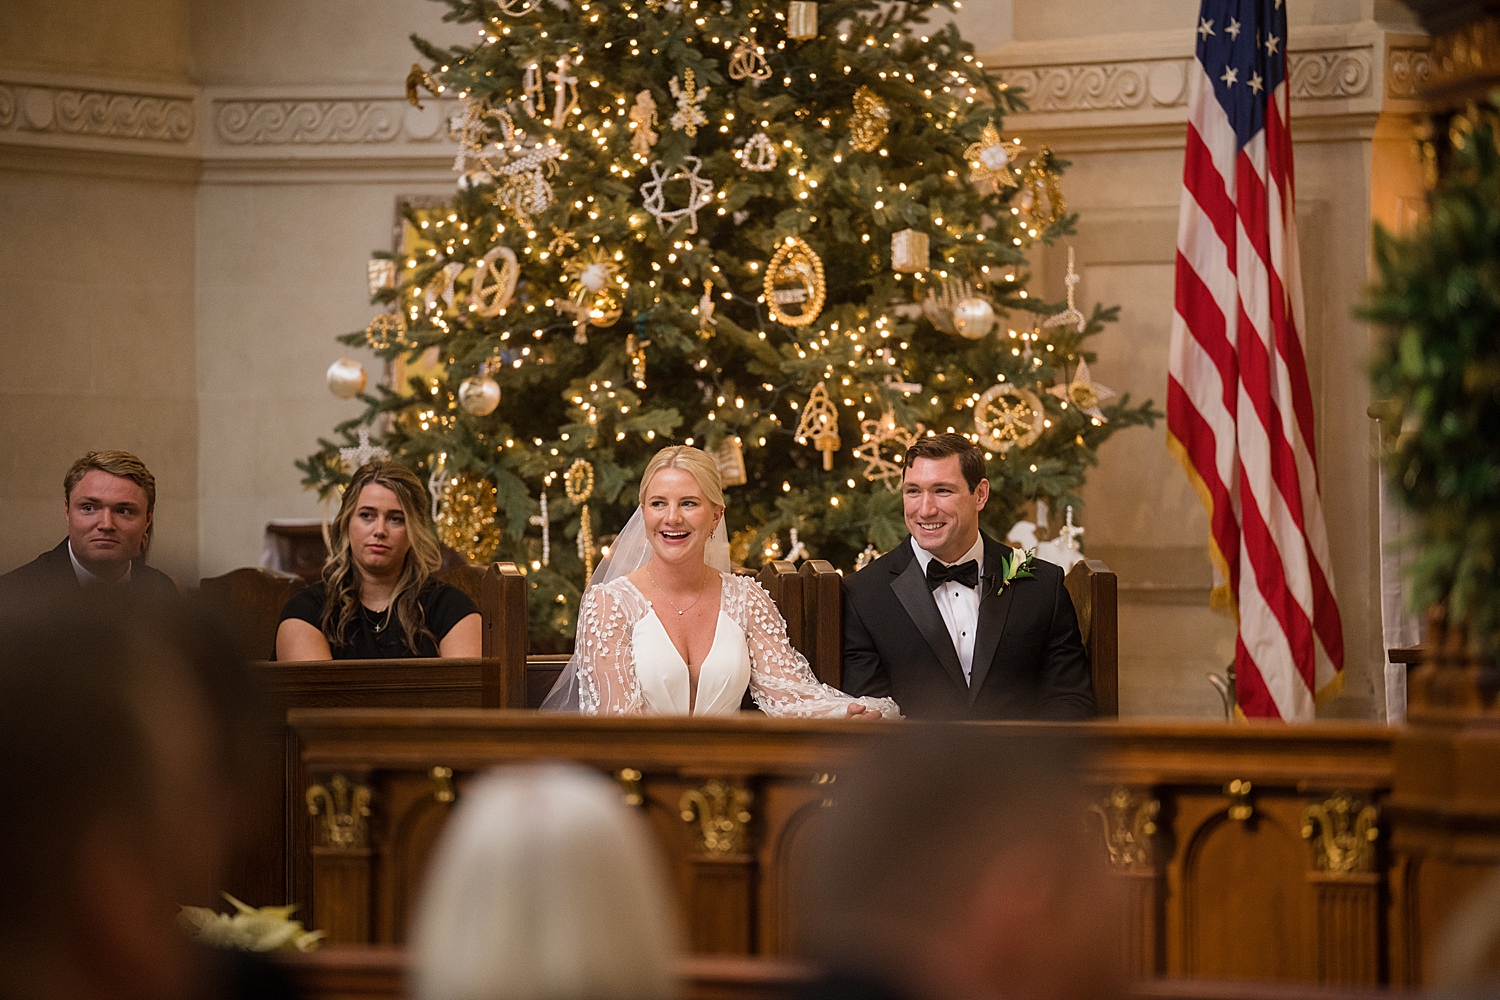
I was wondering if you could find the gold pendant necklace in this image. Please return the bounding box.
[646,564,707,617]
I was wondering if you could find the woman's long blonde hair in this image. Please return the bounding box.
[322,461,443,653]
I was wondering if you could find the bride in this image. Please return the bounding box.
[544,446,901,719]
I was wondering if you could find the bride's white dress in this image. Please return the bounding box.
[573,573,902,718]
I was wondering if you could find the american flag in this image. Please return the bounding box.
[1166,0,1344,719]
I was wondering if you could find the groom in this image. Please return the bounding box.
[841,434,1095,720]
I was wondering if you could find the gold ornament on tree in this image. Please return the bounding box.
[891,229,928,273]
[562,245,626,328]
[764,235,826,327]
[795,381,841,470]
[1017,146,1067,234]
[974,383,1045,454]
[728,40,772,84]
[367,258,397,297]
[1043,246,1086,334]
[852,410,922,489]
[629,90,659,155]
[849,86,890,152]
[963,120,1025,190]
[1047,358,1117,423]
[546,55,579,126]
[326,358,367,400]
[715,436,748,487]
[640,156,715,235]
[423,261,465,312]
[668,68,710,137]
[698,280,718,335]
[365,311,410,351]
[458,359,502,416]
[739,131,778,172]
[787,1,818,39]
[563,459,597,580]
[626,333,650,387]
[468,245,519,317]
[436,473,501,563]
[339,428,390,473]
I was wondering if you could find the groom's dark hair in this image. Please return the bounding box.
[903,433,986,491]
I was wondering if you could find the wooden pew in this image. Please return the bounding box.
[272,948,1416,1000]
[199,566,306,660]
[285,711,1396,985]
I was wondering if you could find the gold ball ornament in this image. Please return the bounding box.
[764,236,827,327]
[436,473,501,563]
[974,383,1046,454]
[952,297,997,339]
[326,358,368,400]
[458,375,501,416]
[563,246,626,328]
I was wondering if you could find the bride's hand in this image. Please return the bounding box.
[845,703,883,720]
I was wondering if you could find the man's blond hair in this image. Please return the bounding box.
[64,451,156,515]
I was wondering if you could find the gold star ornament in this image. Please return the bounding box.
[964,120,1025,189]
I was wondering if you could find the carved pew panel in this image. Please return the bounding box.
[288,713,1396,985]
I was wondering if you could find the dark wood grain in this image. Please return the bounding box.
[198,566,306,660]
[1066,558,1120,718]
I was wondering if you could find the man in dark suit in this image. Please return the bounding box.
[841,433,1094,720]
[2,451,176,594]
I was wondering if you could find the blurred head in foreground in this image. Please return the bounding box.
[799,729,1122,1000]
[0,588,271,1000]
[412,762,681,1000]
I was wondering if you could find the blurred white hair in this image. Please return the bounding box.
[412,763,681,1000]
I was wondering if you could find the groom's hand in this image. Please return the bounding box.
[845,703,883,720]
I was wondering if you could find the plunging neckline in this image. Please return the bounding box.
[620,578,750,716]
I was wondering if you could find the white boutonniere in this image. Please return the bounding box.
[999,547,1037,593]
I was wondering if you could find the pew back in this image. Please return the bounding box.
[199,566,306,660]
[286,710,1396,985]
[1064,558,1119,717]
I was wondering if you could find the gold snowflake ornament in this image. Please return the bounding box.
[964,119,1025,189]
[1047,358,1117,423]
[853,411,923,489]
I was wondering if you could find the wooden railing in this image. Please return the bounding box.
[283,713,1396,984]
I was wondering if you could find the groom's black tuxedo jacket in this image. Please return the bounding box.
[840,532,1095,720]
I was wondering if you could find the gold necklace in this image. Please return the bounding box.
[646,564,707,617]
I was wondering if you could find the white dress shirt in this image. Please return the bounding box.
[68,539,131,586]
[910,535,985,684]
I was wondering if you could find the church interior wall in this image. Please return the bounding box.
[0,0,1429,719]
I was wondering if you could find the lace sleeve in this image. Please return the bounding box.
[729,577,903,720]
[575,583,646,716]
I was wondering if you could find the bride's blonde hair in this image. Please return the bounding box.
[638,446,724,509]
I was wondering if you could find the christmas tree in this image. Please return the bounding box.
[301,0,1158,642]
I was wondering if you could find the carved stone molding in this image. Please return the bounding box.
[1000,47,1376,116]
[1291,49,1374,99]
[1001,59,1190,112]
[1388,48,1436,99]
[0,81,192,142]
[212,97,456,146]
[216,100,399,145]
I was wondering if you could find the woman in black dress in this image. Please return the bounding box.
[276,461,481,660]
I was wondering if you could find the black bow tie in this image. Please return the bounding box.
[926,558,979,591]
